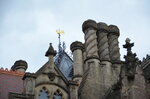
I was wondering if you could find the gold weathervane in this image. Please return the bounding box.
[56,29,65,51]
[56,29,64,34]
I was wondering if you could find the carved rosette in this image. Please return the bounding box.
[108,25,120,62]
[82,19,99,59]
[97,22,110,61]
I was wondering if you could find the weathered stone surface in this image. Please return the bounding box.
[97,22,110,61]
[141,54,150,99]
[121,66,146,99]
[82,19,97,33]
[79,59,101,99]
[71,41,84,81]
[23,73,36,95]
[82,20,99,59]
[70,41,84,52]
[108,25,120,62]
[11,60,28,72]
[69,81,78,99]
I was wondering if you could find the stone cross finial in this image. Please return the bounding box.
[123,38,138,80]
[123,38,134,52]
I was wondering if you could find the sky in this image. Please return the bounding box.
[0,0,150,72]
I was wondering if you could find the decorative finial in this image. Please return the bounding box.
[123,38,134,52]
[45,43,57,57]
[123,38,138,80]
[125,38,130,43]
[62,42,66,51]
[50,43,52,46]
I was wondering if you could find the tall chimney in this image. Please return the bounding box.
[79,19,101,99]
[70,41,84,82]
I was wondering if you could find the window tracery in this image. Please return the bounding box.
[53,89,63,99]
[39,87,49,99]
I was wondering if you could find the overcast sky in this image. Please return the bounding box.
[0,0,150,72]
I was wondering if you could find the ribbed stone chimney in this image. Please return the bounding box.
[108,25,120,62]
[97,22,110,61]
[96,22,113,97]
[79,19,101,99]
[108,25,121,85]
[82,19,99,60]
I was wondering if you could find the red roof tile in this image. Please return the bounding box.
[0,68,24,99]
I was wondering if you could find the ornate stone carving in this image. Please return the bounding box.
[123,38,138,80]
[97,22,110,61]
[48,72,55,81]
[42,71,56,81]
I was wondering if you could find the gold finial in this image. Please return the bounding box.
[56,29,64,34]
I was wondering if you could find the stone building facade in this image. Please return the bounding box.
[0,19,150,99]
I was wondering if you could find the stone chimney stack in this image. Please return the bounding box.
[11,60,28,73]
[107,25,121,84]
[78,20,122,99]
[70,41,84,82]
[79,19,101,99]
[96,22,113,95]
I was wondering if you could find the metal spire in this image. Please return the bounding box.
[56,29,64,52]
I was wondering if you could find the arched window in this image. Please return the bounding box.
[39,87,49,99]
[53,89,63,99]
